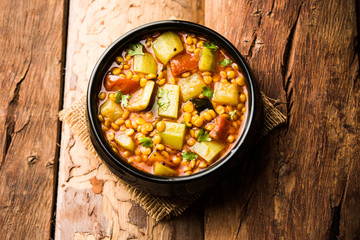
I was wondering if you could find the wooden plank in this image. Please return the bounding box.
[55,0,204,239]
[0,0,66,239]
[204,0,359,239]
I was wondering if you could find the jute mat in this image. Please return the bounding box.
[59,92,286,221]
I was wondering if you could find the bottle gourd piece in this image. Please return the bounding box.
[193,141,225,164]
[152,31,184,65]
[100,99,124,122]
[158,84,180,119]
[159,121,186,150]
[115,134,136,152]
[199,47,215,72]
[133,53,157,75]
[212,81,239,106]
[153,162,177,176]
[127,81,155,111]
[178,73,206,101]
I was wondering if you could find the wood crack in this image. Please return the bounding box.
[1,58,31,171]
[235,192,256,239]
[328,157,354,239]
[281,2,304,129]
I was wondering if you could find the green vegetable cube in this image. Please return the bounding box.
[128,81,155,111]
[152,32,184,65]
[158,84,180,119]
[100,99,123,122]
[213,81,239,106]
[199,47,215,71]
[115,134,135,152]
[159,121,186,150]
[153,162,177,176]
[134,53,157,75]
[178,73,206,101]
[193,141,225,163]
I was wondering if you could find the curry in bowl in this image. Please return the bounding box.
[97,31,248,177]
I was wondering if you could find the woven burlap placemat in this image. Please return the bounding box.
[59,92,286,221]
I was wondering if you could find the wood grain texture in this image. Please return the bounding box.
[0,0,65,239]
[204,0,359,239]
[55,0,204,239]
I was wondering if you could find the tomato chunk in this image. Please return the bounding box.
[170,52,198,76]
[210,115,229,141]
[104,74,140,94]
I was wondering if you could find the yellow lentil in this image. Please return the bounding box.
[215,105,225,114]
[116,56,124,63]
[104,119,112,128]
[140,78,147,87]
[111,123,120,131]
[183,102,194,112]
[158,78,166,86]
[115,118,124,125]
[227,70,236,79]
[156,144,165,151]
[98,92,106,100]
[202,111,212,121]
[125,128,135,136]
[181,72,191,78]
[187,138,196,146]
[135,118,146,125]
[112,67,121,75]
[109,93,116,101]
[227,135,235,143]
[122,111,130,120]
[240,93,246,103]
[205,124,214,131]
[153,135,162,144]
[98,114,104,122]
[147,73,156,79]
[156,121,166,132]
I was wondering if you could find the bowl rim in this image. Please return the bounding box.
[87,20,256,184]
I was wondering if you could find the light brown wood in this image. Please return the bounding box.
[0,0,65,239]
[55,0,204,239]
[204,0,360,239]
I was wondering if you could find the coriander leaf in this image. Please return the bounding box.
[229,110,237,120]
[157,88,170,111]
[203,42,218,52]
[201,86,214,99]
[128,43,144,56]
[120,94,131,108]
[197,129,212,142]
[114,91,123,103]
[114,91,131,108]
[139,137,153,148]
[182,151,197,161]
[219,59,232,66]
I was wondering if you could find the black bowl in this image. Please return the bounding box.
[87,20,262,196]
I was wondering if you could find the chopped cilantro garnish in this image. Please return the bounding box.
[197,129,212,142]
[128,43,144,56]
[139,137,153,148]
[203,42,218,52]
[229,110,237,120]
[182,151,197,161]
[115,91,131,108]
[157,88,170,111]
[201,86,214,99]
[219,59,232,66]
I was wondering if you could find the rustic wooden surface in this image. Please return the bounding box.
[1,0,358,239]
[0,0,66,239]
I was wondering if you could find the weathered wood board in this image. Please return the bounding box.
[55,0,204,239]
[0,0,66,239]
[1,0,358,239]
[204,0,360,239]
